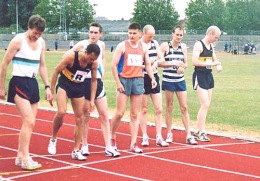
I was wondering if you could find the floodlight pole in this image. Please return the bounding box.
[93,3,98,18]
[16,0,18,34]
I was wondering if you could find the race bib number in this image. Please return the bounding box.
[127,54,143,66]
[206,58,212,69]
[73,70,87,82]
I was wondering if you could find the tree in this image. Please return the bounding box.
[0,0,40,30]
[9,0,40,30]
[186,0,226,32]
[225,0,260,33]
[185,0,260,34]
[131,0,179,30]
[33,0,95,33]
[0,0,11,27]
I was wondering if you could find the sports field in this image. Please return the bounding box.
[0,50,259,140]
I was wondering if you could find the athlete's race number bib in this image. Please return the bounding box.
[73,70,87,82]
[206,58,212,69]
[127,54,143,66]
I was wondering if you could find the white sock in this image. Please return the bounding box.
[143,134,149,139]
[156,134,162,140]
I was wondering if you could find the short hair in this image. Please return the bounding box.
[143,24,155,34]
[86,43,100,56]
[28,15,46,32]
[172,25,184,33]
[89,22,103,33]
[128,22,141,30]
[206,26,221,35]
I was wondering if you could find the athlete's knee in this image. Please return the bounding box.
[56,110,66,119]
[75,115,85,126]
[201,101,210,110]
[180,105,188,114]
[99,113,109,124]
[141,107,148,115]
[23,119,36,129]
[130,111,139,120]
[114,111,125,120]
[155,106,163,115]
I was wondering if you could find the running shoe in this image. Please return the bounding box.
[165,133,173,143]
[48,138,57,155]
[193,131,210,142]
[130,143,143,153]
[156,138,169,147]
[186,136,198,145]
[15,157,39,167]
[21,158,42,170]
[81,145,90,156]
[71,150,87,161]
[141,136,149,147]
[105,147,120,157]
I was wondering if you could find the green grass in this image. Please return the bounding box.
[1,50,260,138]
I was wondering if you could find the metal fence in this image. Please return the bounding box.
[0,30,260,53]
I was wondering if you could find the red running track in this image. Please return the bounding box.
[0,102,260,181]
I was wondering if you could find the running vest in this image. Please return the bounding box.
[143,40,158,74]
[60,51,92,83]
[12,33,42,78]
[117,40,144,78]
[195,40,213,72]
[82,40,103,78]
[162,42,184,83]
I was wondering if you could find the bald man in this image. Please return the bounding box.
[139,25,168,147]
[192,25,222,142]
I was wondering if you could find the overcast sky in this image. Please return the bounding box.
[88,0,190,20]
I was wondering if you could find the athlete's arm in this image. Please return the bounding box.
[50,51,74,95]
[212,47,221,65]
[38,39,53,105]
[143,43,157,89]
[154,40,165,65]
[70,41,84,52]
[89,60,98,111]
[192,41,206,67]
[101,41,106,79]
[0,35,21,99]
[111,42,124,92]
[159,42,186,68]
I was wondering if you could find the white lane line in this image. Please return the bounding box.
[0,145,151,181]
[1,110,260,180]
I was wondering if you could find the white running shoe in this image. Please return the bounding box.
[130,143,143,153]
[21,158,42,170]
[105,147,120,157]
[48,138,57,155]
[156,138,169,147]
[15,157,38,167]
[141,136,149,147]
[81,145,90,156]
[71,150,87,161]
[166,133,173,143]
[186,136,198,145]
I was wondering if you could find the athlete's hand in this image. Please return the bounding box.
[89,101,95,112]
[177,67,184,75]
[0,88,6,100]
[45,88,54,106]
[151,78,157,89]
[116,82,125,93]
